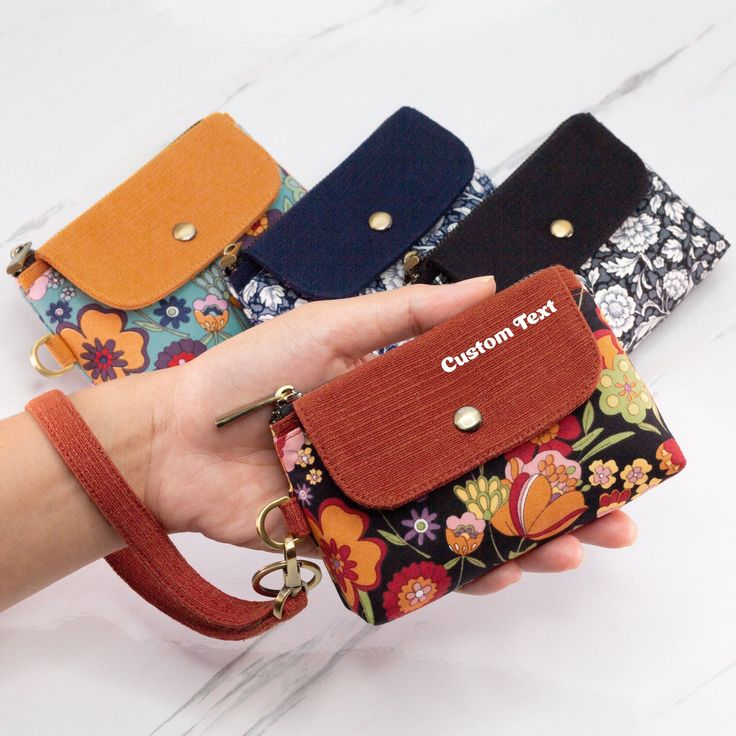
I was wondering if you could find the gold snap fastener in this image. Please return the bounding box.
[550,219,574,238]
[172,222,197,241]
[369,211,393,231]
[453,406,482,432]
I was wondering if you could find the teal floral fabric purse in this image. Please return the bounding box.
[8,113,305,382]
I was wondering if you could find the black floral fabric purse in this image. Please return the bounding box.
[417,114,730,351]
[264,267,686,624]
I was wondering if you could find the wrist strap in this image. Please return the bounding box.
[26,390,307,640]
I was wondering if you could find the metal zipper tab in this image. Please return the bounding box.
[6,242,34,277]
[215,385,300,428]
[218,241,241,273]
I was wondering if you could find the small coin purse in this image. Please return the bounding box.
[418,114,730,352]
[227,107,493,324]
[8,113,305,382]
[269,266,686,624]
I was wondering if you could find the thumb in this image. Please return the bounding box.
[300,275,497,360]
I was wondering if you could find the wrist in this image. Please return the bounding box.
[70,369,170,513]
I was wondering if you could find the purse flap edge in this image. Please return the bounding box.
[234,107,475,300]
[29,113,281,310]
[291,266,600,510]
[421,113,650,287]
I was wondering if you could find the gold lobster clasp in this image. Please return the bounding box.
[252,495,321,619]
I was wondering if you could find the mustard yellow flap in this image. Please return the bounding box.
[34,113,281,310]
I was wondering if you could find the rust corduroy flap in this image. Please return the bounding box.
[293,267,600,509]
[30,113,280,310]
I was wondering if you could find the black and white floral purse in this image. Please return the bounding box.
[417,114,730,351]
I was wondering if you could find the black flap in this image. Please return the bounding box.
[418,114,649,288]
[229,107,474,299]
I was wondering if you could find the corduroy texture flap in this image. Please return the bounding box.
[419,114,649,288]
[230,107,474,299]
[293,267,600,509]
[29,113,280,310]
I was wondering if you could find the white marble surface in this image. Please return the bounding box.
[1,1,735,734]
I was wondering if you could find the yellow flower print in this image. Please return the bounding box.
[588,459,619,489]
[454,475,509,521]
[620,458,652,490]
[295,446,315,468]
[598,354,653,424]
[306,468,323,485]
[635,477,662,497]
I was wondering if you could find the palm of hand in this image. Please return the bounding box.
[137,281,637,597]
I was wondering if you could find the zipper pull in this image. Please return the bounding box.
[402,250,421,282]
[6,242,34,277]
[218,242,241,273]
[215,385,300,429]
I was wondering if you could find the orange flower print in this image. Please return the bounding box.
[620,458,652,490]
[492,472,587,541]
[193,294,229,333]
[589,459,619,489]
[597,489,631,517]
[58,305,148,383]
[382,561,452,620]
[656,439,686,476]
[307,499,386,610]
[507,450,582,494]
[593,325,624,370]
[245,214,271,238]
[445,512,485,556]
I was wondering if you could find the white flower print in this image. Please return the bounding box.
[379,262,405,290]
[259,283,286,310]
[661,238,683,263]
[664,199,684,223]
[662,269,690,300]
[610,213,660,254]
[595,284,636,336]
[235,170,494,330]
[580,168,729,351]
[691,234,708,251]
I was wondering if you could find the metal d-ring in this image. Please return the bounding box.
[256,495,308,550]
[30,334,74,378]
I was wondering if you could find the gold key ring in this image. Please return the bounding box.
[251,559,322,598]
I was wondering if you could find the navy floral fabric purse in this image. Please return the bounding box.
[226,107,493,324]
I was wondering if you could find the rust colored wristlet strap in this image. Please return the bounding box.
[26,390,307,640]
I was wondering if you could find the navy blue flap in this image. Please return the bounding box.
[229,107,474,299]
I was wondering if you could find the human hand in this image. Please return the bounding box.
[137,277,637,595]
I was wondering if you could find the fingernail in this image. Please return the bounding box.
[464,275,495,284]
[628,521,639,546]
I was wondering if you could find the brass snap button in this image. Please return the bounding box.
[549,219,574,238]
[172,222,197,241]
[369,211,393,231]
[453,406,482,432]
